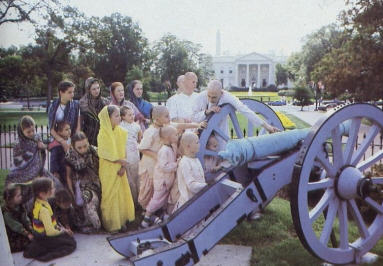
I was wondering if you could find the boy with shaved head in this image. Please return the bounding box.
[167,72,199,123]
[173,132,207,212]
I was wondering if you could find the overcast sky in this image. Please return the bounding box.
[0,0,347,56]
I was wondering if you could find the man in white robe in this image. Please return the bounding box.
[167,72,199,123]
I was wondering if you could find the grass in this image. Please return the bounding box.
[220,197,383,265]
[230,91,293,102]
[0,169,8,206]
[0,111,48,127]
[228,112,311,138]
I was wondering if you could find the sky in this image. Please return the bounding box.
[0,0,347,57]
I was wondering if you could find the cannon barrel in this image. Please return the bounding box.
[219,120,351,167]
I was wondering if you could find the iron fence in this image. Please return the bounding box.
[0,124,51,170]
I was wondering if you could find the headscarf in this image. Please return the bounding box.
[6,120,45,184]
[97,105,127,162]
[127,81,153,119]
[79,77,108,117]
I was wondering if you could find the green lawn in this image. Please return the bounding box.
[0,169,8,206]
[221,197,383,265]
[0,111,48,127]
[230,91,292,102]
[228,112,311,138]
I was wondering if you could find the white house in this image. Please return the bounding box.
[212,52,276,89]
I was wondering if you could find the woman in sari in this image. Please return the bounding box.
[6,116,63,211]
[79,77,108,146]
[97,105,135,232]
[109,82,146,126]
[127,80,153,131]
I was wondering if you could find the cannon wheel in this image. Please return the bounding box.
[291,103,383,264]
[197,98,284,169]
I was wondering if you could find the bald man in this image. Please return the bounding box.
[192,80,280,147]
[166,75,185,122]
[167,72,198,122]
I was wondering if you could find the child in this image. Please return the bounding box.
[49,189,76,235]
[141,126,178,228]
[173,132,207,212]
[2,183,33,252]
[120,106,142,206]
[65,131,102,233]
[138,106,205,210]
[204,134,225,173]
[23,177,76,262]
[49,121,71,186]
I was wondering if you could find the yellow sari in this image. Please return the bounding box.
[97,106,135,232]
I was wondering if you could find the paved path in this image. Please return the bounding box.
[11,234,252,266]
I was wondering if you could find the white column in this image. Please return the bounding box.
[235,64,238,87]
[0,209,14,266]
[257,64,261,88]
[246,64,249,88]
[268,64,272,86]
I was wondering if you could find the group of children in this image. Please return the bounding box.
[2,103,223,261]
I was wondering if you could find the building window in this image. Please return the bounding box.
[229,70,233,74]
[220,70,224,73]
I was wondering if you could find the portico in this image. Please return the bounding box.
[212,52,276,89]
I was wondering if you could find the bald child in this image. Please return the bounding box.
[173,132,207,212]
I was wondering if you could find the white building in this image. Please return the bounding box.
[212,30,292,89]
[212,52,276,89]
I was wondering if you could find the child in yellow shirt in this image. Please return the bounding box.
[23,177,76,262]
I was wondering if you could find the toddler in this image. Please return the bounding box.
[49,121,71,186]
[173,132,207,212]
[49,189,75,235]
[141,126,178,228]
[2,183,33,252]
[120,106,142,206]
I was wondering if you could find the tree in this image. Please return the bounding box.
[275,63,288,86]
[286,24,348,87]
[312,0,383,101]
[153,34,213,91]
[0,0,60,26]
[78,13,150,85]
[294,87,313,111]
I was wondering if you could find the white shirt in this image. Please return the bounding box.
[55,104,66,122]
[120,121,141,164]
[167,92,198,121]
[175,156,206,210]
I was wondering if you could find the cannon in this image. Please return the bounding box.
[108,100,383,265]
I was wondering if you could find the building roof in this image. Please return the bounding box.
[213,52,288,64]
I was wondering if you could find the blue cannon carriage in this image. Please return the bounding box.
[108,100,383,265]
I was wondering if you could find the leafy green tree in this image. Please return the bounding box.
[294,87,313,111]
[312,0,383,101]
[286,24,347,87]
[153,34,212,90]
[78,13,149,85]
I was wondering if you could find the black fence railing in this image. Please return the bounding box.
[0,124,51,170]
